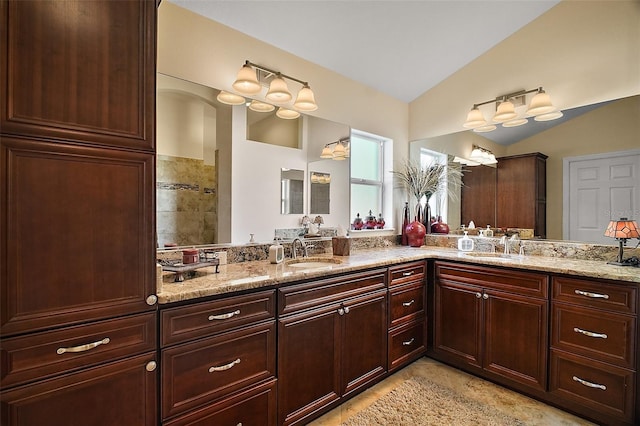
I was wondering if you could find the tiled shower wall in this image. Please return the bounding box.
[157,155,216,247]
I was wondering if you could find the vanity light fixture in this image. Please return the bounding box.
[248,100,275,112]
[604,217,640,266]
[231,60,318,111]
[276,107,300,119]
[469,145,498,165]
[320,137,350,161]
[216,90,245,105]
[463,87,562,132]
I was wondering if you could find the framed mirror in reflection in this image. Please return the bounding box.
[281,168,304,215]
[310,172,330,214]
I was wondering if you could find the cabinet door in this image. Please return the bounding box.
[0,352,157,426]
[0,0,156,150]
[278,305,341,426]
[484,289,548,391]
[342,290,387,398]
[1,138,155,336]
[433,280,482,369]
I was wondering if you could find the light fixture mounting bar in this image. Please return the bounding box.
[245,60,308,86]
[472,87,543,108]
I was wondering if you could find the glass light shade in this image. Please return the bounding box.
[216,91,245,105]
[332,143,346,159]
[276,107,300,119]
[484,153,498,165]
[265,76,292,103]
[320,146,333,159]
[232,64,262,95]
[473,124,497,133]
[493,100,517,122]
[463,107,486,128]
[293,85,318,111]
[604,218,640,239]
[502,118,528,127]
[248,100,275,112]
[534,111,564,121]
[527,91,555,115]
[469,148,485,161]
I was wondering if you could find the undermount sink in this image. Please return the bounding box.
[285,257,343,269]
[463,252,518,260]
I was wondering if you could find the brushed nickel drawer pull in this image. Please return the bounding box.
[57,338,110,355]
[209,358,241,372]
[574,289,609,300]
[402,271,415,277]
[402,299,415,307]
[402,338,415,346]
[573,327,608,339]
[208,310,240,321]
[573,375,606,391]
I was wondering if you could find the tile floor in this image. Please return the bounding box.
[309,357,596,425]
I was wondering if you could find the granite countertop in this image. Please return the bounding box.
[156,246,640,304]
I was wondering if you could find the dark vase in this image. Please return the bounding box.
[401,202,410,245]
[353,213,364,230]
[423,201,431,234]
[405,218,426,247]
[431,215,450,234]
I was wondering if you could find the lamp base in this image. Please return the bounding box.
[607,256,639,267]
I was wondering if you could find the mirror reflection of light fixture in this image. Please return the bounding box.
[604,217,640,266]
[469,145,497,165]
[276,107,300,119]
[310,172,331,184]
[463,87,562,132]
[217,90,245,105]
[248,100,275,112]
[231,60,318,111]
[320,137,350,161]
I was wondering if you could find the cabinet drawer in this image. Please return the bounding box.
[552,303,636,368]
[1,312,156,388]
[435,261,548,298]
[389,261,425,287]
[550,350,635,424]
[278,269,386,316]
[164,379,277,426]
[552,276,637,314]
[161,290,275,346]
[161,321,276,419]
[389,283,425,328]
[388,320,426,372]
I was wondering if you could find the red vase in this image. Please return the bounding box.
[431,216,450,234]
[405,219,426,247]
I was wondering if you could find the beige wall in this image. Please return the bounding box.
[506,95,640,240]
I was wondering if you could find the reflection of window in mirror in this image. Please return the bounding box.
[350,131,390,221]
[281,168,304,214]
[419,149,448,222]
[310,172,330,214]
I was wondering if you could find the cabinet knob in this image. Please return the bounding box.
[344,306,350,314]
[338,308,345,316]
[475,292,482,298]
[146,295,158,305]
[145,361,157,372]
[482,293,489,300]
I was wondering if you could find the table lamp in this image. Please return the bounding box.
[604,217,639,266]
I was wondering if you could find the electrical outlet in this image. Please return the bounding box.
[216,251,227,265]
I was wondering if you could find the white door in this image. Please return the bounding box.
[564,150,640,243]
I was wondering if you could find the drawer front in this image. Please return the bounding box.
[161,290,276,346]
[164,379,277,426]
[278,269,386,316]
[388,320,426,372]
[161,321,276,419]
[435,261,548,298]
[389,261,425,287]
[552,303,636,368]
[552,276,637,314]
[550,350,635,424]
[389,283,425,328]
[1,312,156,388]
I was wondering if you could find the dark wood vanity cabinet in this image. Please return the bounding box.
[277,269,388,425]
[0,1,158,424]
[432,261,549,395]
[549,276,638,425]
[388,261,427,372]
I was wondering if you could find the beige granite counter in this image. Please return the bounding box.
[157,246,639,304]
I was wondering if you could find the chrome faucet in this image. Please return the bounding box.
[500,234,520,255]
[291,238,308,259]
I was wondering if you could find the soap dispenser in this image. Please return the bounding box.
[458,231,474,252]
[269,238,284,264]
[485,225,494,238]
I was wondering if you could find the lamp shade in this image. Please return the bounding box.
[294,84,318,111]
[232,64,262,95]
[266,75,292,103]
[534,111,563,121]
[473,124,496,133]
[502,118,528,127]
[248,100,275,112]
[527,90,555,115]
[320,146,333,159]
[493,100,517,122]
[604,218,640,239]
[332,142,346,159]
[463,107,486,128]
[276,108,300,119]
[216,91,245,105]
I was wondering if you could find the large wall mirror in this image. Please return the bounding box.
[156,73,352,247]
[410,95,640,243]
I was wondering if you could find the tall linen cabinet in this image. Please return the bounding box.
[0,1,158,424]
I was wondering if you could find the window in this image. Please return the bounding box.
[350,131,390,223]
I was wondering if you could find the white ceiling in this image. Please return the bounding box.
[169,0,560,103]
